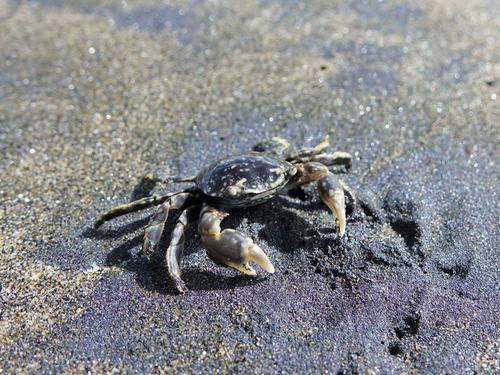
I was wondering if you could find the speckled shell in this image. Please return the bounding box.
[196,153,297,207]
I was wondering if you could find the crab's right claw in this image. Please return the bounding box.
[202,229,275,275]
[199,205,274,275]
[318,173,347,237]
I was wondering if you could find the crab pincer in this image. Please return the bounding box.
[199,205,275,276]
[318,173,347,236]
[301,162,347,237]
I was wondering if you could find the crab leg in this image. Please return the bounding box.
[292,151,352,169]
[143,172,197,184]
[142,192,193,261]
[94,192,186,228]
[286,135,330,161]
[165,205,200,293]
[198,204,275,276]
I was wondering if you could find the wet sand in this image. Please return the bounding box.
[1,0,499,373]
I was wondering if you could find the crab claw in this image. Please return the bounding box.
[203,229,275,275]
[318,173,346,237]
[199,205,275,275]
[248,243,275,273]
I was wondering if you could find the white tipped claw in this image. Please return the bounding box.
[248,244,275,273]
[318,174,347,237]
[334,196,346,237]
[328,189,346,237]
[199,205,275,276]
[201,229,275,276]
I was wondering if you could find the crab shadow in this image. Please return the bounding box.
[84,189,338,295]
[126,257,268,294]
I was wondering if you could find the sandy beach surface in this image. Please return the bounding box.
[1,0,499,373]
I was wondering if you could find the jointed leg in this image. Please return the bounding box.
[94,192,185,228]
[286,135,352,170]
[292,151,352,169]
[142,192,193,261]
[198,204,275,276]
[143,172,197,184]
[165,205,200,293]
[286,135,330,161]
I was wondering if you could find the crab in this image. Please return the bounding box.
[94,136,354,293]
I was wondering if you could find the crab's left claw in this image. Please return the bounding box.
[318,173,347,237]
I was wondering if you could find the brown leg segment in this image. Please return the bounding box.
[286,135,330,161]
[292,151,352,170]
[286,135,352,170]
[94,192,183,228]
[143,172,197,184]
